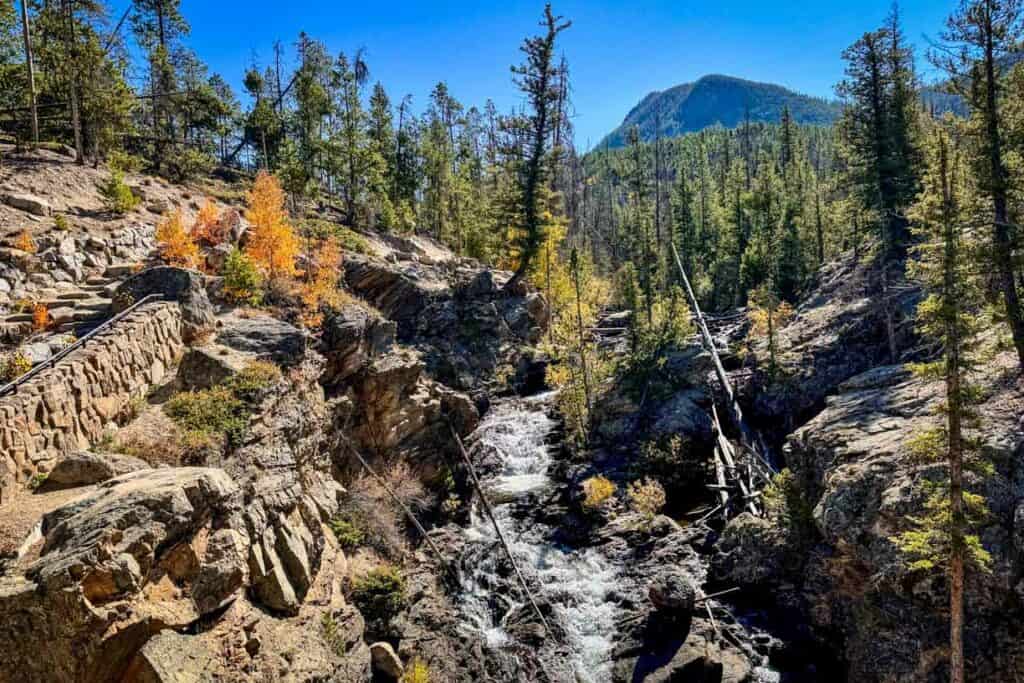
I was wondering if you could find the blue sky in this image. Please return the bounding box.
[126,0,955,148]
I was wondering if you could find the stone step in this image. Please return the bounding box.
[72,309,107,322]
[0,321,30,341]
[47,307,77,325]
[56,291,93,302]
[75,299,112,313]
[104,263,140,278]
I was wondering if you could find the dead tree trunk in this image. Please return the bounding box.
[670,242,776,475]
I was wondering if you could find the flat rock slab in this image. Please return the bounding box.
[217,314,305,367]
[122,630,216,682]
[43,451,150,490]
[3,193,51,217]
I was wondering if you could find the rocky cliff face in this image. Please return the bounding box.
[343,233,548,395]
[713,250,1024,682]
[0,217,548,681]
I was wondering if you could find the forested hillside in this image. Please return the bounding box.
[599,74,840,148]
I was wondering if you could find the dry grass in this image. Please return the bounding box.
[106,405,189,466]
[339,461,430,561]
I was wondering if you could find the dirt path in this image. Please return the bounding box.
[0,484,92,569]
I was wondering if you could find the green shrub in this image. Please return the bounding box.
[763,468,815,536]
[321,612,349,656]
[627,477,666,521]
[222,248,264,305]
[165,149,215,182]
[54,214,70,231]
[164,386,247,446]
[98,170,139,214]
[299,219,370,254]
[223,361,281,401]
[328,517,366,550]
[28,472,48,490]
[107,150,145,174]
[162,362,281,450]
[349,566,407,636]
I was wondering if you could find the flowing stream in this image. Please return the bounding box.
[458,393,620,682]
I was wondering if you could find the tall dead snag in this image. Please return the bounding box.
[20,0,39,148]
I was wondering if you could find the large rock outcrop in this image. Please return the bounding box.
[320,303,396,384]
[113,266,215,340]
[0,467,247,682]
[716,355,1024,681]
[334,347,479,473]
[344,248,548,393]
[737,251,921,439]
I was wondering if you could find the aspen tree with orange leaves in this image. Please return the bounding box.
[192,198,226,246]
[15,230,36,254]
[299,237,344,327]
[32,303,50,331]
[245,171,299,282]
[156,209,201,269]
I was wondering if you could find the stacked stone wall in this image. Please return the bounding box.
[0,302,184,480]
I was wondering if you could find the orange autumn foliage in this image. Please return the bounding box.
[32,303,50,331]
[245,171,299,281]
[156,209,201,269]
[299,237,344,328]
[15,230,36,254]
[192,198,226,246]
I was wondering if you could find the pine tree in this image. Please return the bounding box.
[932,0,1024,367]
[505,3,571,292]
[292,34,332,192]
[131,0,189,168]
[671,161,698,279]
[897,119,992,683]
[837,13,920,258]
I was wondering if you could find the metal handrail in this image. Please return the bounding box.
[0,293,165,398]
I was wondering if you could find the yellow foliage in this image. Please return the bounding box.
[401,660,431,683]
[156,209,201,269]
[245,171,299,280]
[0,350,32,382]
[627,477,666,520]
[15,230,36,254]
[299,237,344,328]
[192,198,226,246]
[747,299,795,339]
[582,476,616,510]
[32,303,50,331]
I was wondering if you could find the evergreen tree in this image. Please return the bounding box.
[932,0,1024,367]
[505,3,571,291]
[131,0,189,168]
[836,12,920,257]
[897,119,992,683]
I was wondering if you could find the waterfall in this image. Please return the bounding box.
[458,393,620,683]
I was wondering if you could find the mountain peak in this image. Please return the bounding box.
[600,74,840,148]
